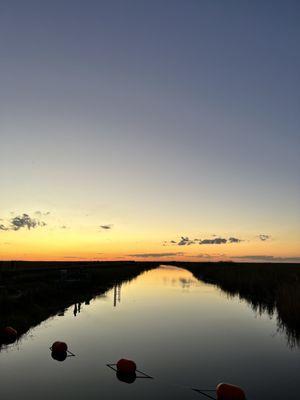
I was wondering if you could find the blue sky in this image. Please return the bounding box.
[0,1,299,260]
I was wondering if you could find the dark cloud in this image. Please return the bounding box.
[228,237,242,243]
[259,234,271,241]
[164,235,243,246]
[128,252,184,258]
[0,224,8,231]
[100,224,113,230]
[178,237,194,246]
[234,255,300,262]
[200,237,227,245]
[10,214,46,231]
[61,225,68,229]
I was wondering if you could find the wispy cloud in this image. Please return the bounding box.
[128,252,184,258]
[63,256,85,259]
[35,211,50,217]
[100,224,113,230]
[234,255,300,262]
[258,234,271,241]
[166,235,243,246]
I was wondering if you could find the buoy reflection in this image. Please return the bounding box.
[51,351,68,362]
[116,371,137,384]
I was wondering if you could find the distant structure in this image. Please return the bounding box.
[113,284,121,307]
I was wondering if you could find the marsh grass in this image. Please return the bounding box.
[181,262,300,347]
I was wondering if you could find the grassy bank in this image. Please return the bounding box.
[176,262,300,347]
[0,261,157,346]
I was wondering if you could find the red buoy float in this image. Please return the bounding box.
[1,327,18,344]
[116,358,137,374]
[51,341,68,353]
[216,383,246,400]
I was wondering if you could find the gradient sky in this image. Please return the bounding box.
[1,0,299,261]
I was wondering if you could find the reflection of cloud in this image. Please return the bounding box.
[128,252,184,258]
[234,255,300,262]
[258,234,271,241]
[179,277,196,289]
[100,224,113,230]
[35,211,50,216]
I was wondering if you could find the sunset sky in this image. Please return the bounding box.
[1,1,299,262]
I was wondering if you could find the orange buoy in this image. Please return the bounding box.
[216,383,246,400]
[1,327,18,344]
[116,358,137,374]
[51,341,68,353]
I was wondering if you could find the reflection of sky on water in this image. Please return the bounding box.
[0,266,299,400]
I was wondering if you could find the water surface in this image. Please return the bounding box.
[1,266,299,399]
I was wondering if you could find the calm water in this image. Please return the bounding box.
[1,266,299,399]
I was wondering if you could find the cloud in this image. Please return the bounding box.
[188,252,227,259]
[63,256,85,259]
[61,225,68,229]
[178,237,194,246]
[0,224,8,231]
[35,211,51,216]
[128,252,184,258]
[189,253,213,259]
[165,236,243,246]
[258,234,271,241]
[228,237,242,243]
[200,237,227,245]
[9,214,47,230]
[100,224,113,230]
[234,255,300,262]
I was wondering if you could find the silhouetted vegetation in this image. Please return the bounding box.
[1,261,300,349]
[0,261,156,347]
[177,262,300,347]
